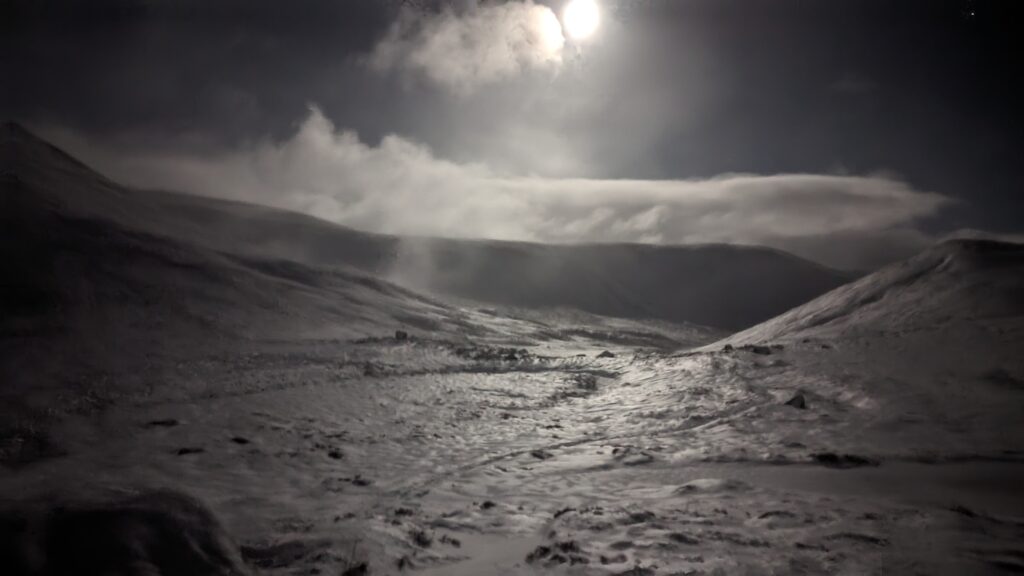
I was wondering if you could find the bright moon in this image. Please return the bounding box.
[563,0,600,40]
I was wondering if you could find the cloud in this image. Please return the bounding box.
[368,1,566,93]
[46,107,952,270]
[941,229,1024,244]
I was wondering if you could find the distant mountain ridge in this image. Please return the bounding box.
[2,122,852,330]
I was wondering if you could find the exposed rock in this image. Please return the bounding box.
[526,545,552,563]
[439,534,461,547]
[410,529,432,548]
[784,393,807,409]
[668,532,700,545]
[553,507,576,519]
[826,532,890,546]
[531,449,554,460]
[144,419,179,428]
[811,453,879,469]
[600,553,628,564]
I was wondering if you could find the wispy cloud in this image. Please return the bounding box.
[368,1,566,93]
[47,107,951,270]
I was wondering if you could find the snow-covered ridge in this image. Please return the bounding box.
[724,238,1024,344]
[2,122,852,331]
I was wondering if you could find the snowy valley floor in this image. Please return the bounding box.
[3,328,1024,575]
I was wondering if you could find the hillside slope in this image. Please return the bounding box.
[725,238,1024,343]
[1,123,851,330]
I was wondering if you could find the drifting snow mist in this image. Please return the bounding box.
[47,107,950,270]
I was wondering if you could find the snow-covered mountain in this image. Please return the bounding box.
[714,237,1024,466]
[725,238,1024,343]
[1,122,721,422]
[1,122,851,332]
[3,123,1024,575]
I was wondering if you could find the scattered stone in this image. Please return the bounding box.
[453,346,531,362]
[597,350,616,359]
[527,542,586,566]
[622,511,656,525]
[784,393,807,409]
[668,532,700,545]
[439,534,462,548]
[327,449,344,460]
[175,447,204,456]
[811,453,879,469]
[612,446,655,466]
[530,449,553,460]
[759,510,797,519]
[394,507,415,517]
[410,529,433,548]
[350,475,373,486]
[394,330,409,341]
[526,545,552,563]
[553,507,577,519]
[826,532,890,547]
[144,419,179,428]
[555,541,581,554]
[573,373,598,392]
[480,500,496,510]
[601,553,628,565]
[722,344,734,352]
[230,437,250,445]
[746,344,773,355]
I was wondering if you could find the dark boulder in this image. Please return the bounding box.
[784,393,807,409]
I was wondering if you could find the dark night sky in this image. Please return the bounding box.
[3,0,1021,269]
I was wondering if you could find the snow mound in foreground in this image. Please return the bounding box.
[0,490,249,575]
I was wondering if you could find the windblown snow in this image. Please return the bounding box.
[2,123,1023,575]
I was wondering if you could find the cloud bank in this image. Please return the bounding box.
[369,1,565,93]
[49,107,951,270]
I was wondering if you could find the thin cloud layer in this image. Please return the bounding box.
[369,1,566,93]
[48,107,951,270]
